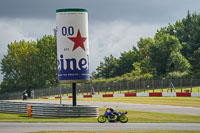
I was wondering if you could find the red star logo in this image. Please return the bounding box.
[68,29,87,51]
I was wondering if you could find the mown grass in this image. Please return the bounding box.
[65,97,200,107]
[28,131,200,133]
[0,113,95,123]
[1,108,200,123]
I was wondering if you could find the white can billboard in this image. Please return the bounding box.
[56,8,89,83]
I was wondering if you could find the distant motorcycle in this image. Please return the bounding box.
[97,108,128,123]
[22,92,28,100]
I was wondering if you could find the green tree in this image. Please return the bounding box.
[150,34,190,76]
[156,11,200,77]
[1,40,38,92]
[166,51,191,73]
[0,35,57,93]
[33,35,57,88]
[112,46,140,76]
[136,38,156,74]
[92,55,117,78]
[190,48,200,78]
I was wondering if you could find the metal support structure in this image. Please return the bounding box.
[152,80,154,93]
[72,83,77,106]
[127,81,129,93]
[181,79,183,92]
[59,86,62,105]
[119,81,121,94]
[191,79,193,92]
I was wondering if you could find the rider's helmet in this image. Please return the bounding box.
[110,108,114,112]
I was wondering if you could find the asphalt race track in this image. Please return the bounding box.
[1,123,200,133]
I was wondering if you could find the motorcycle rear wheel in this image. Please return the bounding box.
[119,115,128,123]
[97,115,106,123]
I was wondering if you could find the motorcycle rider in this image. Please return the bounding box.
[106,108,119,117]
[97,107,128,123]
[22,90,28,100]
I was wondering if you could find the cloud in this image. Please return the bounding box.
[89,20,163,72]
[0,18,55,82]
[1,0,199,24]
[0,18,55,50]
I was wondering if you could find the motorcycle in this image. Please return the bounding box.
[97,108,128,123]
[22,92,28,100]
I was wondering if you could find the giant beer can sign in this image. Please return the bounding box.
[56,8,89,83]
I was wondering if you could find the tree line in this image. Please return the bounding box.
[91,11,200,82]
[0,36,57,93]
[0,11,200,93]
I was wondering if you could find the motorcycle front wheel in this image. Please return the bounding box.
[119,115,128,123]
[97,115,106,123]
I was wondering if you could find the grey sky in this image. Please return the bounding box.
[0,0,200,83]
[0,0,199,23]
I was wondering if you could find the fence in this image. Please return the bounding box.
[0,101,99,117]
[0,79,200,100]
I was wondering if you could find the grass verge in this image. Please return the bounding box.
[67,97,200,107]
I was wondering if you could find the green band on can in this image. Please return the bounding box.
[56,8,88,13]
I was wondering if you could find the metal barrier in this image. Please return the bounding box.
[0,101,27,114]
[0,101,99,117]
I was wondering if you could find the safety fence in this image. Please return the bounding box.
[0,79,200,100]
[0,91,22,100]
[0,101,98,117]
[34,78,200,98]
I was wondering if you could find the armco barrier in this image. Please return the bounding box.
[125,93,136,97]
[191,93,200,97]
[0,101,98,117]
[83,95,92,98]
[176,92,191,97]
[44,92,200,99]
[149,92,162,97]
[0,101,27,114]
[162,92,176,97]
[103,94,113,97]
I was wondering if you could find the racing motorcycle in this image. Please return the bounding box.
[22,92,28,100]
[97,108,128,123]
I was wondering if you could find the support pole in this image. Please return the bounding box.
[72,83,77,106]
[59,85,62,105]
